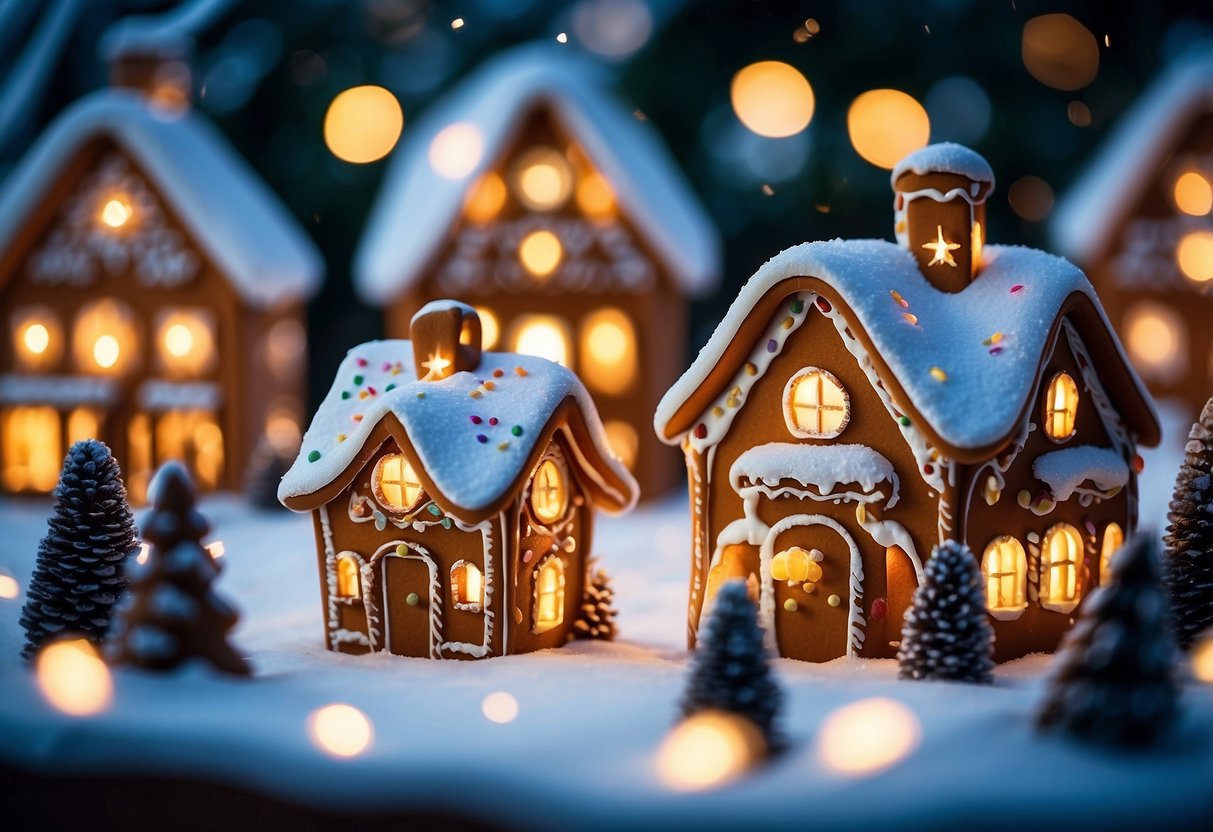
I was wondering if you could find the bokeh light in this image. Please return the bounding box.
[847,89,930,169]
[36,638,113,717]
[1177,231,1213,283]
[1193,632,1213,683]
[308,703,374,758]
[465,172,508,224]
[817,697,921,776]
[573,0,653,59]
[1008,176,1055,222]
[1124,301,1184,378]
[1022,14,1100,91]
[482,691,519,723]
[925,76,991,144]
[1174,172,1213,217]
[657,710,765,790]
[519,229,563,277]
[730,61,815,139]
[0,569,18,599]
[514,147,573,211]
[100,197,133,229]
[475,306,500,350]
[323,86,403,164]
[576,171,616,219]
[429,122,484,179]
[603,420,638,470]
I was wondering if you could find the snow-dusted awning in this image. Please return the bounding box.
[1033,445,1129,502]
[729,442,899,507]
[138,381,222,412]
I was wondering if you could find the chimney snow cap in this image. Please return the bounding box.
[891,143,995,196]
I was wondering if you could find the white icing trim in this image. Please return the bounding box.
[854,505,924,583]
[439,520,496,658]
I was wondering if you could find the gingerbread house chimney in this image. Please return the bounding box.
[892,143,995,293]
[410,300,483,381]
[103,28,193,110]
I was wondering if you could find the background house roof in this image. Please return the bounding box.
[354,42,721,305]
[0,89,323,308]
[279,339,638,516]
[656,239,1159,454]
[1050,48,1213,265]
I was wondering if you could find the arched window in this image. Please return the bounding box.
[1041,523,1084,612]
[579,308,637,396]
[74,299,139,375]
[335,553,361,599]
[533,556,565,634]
[530,458,568,525]
[156,308,215,377]
[373,453,425,514]
[1043,372,1079,442]
[1100,523,1124,584]
[784,368,849,439]
[981,536,1028,619]
[451,560,484,612]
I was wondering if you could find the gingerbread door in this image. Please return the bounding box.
[380,550,436,658]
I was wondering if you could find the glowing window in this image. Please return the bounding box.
[1124,302,1186,383]
[372,453,425,514]
[530,458,568,525]
[576,171,615,220]
[511,315,571,366]
[603,420,638,470]
[67,407,102,444]
[579,308,637,395]
[98,194,134,230]
[451,560,484,612]
[11,307,62,371]
[1041,523,1084,612]
[1099,523,1123,584]
[1043,372,1079,442]
[1174,171,1213,217]
[513,146,573,211]
[154,410,224,490]
[475,306,500,350]
[533,555,565,633]
[465,172,507,224]
[519,229,563,278]
[335,554,361,599]
[157,309,215,377]
[74,300,139,375]
[784,368,849,439]
[127,414,152,504]
[981,536,1028,619]
[1177,231,1213,283]
[1,406,61,492]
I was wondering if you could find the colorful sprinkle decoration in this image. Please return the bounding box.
[353,375,364,385]
[890,289,909,308]
[341,391,351,400]
[471,415,483,424]
[307,450,321,462]
[492,368,504,378]
[929,366,948,382]
[790,299,804,314]
[476,434,488,443]
[1010,284,1025,294]
[903,313,919,326]
[511,425,523,436]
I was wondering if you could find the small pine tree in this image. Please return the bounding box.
[1036,533,1178,747]
[679,580,782,744]
[20,440,138,660]
[244,435,293,511]
[572,562,617,641]
[898,540,994,684]
[109,462,250,675]
[1164,397,1213,651]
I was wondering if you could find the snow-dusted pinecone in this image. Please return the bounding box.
[573,564,617,640]
[1164,398,1213,650]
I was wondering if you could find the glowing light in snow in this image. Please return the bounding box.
[36,639,113,716]
[847,89,929,169]
[206,541,225,560]
[308,704,373,758]
[1177,231,1213,283]
[0,570,18,599]
[730,61,815,138]
[817,697,920,776]
[657,710,764,790]
[429,122,483,179]
[1174,172,1213,217]
[100,197,133,229]
[482,691,519,723]
[324,86,403,164]
[1022,14,1100,91]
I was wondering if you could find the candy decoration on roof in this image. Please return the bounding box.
[20,440,138,660]
[1163,397,1213,650]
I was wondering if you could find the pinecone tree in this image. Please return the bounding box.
[1164,397,1213,651]
[244,435,293,511]
[109,462,250,676]
[20,440,138,660]
[679,580,782,744]
[898,540,994,684]
[1036,532,1178,747]
[573,562,617,641]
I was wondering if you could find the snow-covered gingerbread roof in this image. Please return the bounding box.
[279,340,638,521]
[0,90,322,308]
[656,239,1160,459]
[354,43,720,304]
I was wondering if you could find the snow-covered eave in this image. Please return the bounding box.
[0,90,323,309]
[353,45,720,306]
[1050,49,1213,264]
[655,243,1160,458]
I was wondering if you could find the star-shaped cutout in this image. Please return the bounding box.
[420,352,452,381]
[922,225,961,268]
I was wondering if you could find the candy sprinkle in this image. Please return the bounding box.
[307,450,321,462]
[489,417,499,426]
[903,313,918,325]
[352,414,363,422]
[515,366,528,377]
[982,332,1003,346]
[355,358,367,367]
[471,415,483,424]
[511,425,523,436]
[492,368,504,378]
[416,392,425,399]
[484,381,496,391]
[353,375,364,385]
[470,390,482,399]
[890,290,909,308]
[929,366,948,382]
[1010,284,1025,294]
[790,299,804,314]
[340,391,351,400]
[766,339,778,353]
[476,434,488,443]
[427,504,442,516]
[498,441,510,451]
[337,434,347,443]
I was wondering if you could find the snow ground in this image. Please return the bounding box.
[0,402,1211,830]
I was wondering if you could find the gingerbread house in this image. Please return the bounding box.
[278,301,637,658]
[0,80,321,501]
[1051,49,1213,417]
[655,144,1160,663]
[354,44,720,501]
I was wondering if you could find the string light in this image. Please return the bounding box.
[308,703,373,758]
[730,61,815,138]
[847,89,929,169]
[656,711,764,790]
[817,697,921,776]
[482,691,519,723]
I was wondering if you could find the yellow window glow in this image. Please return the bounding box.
[1100,523,1123,584]
[1,406,61,492]
[786,368,849,438]
[1042,523,1084,610]
[323,85,404,164]
[75,300,137,375]
[99,195,134,229]
[93,335,120,369]
[1044,372,1079,441]
[24,323,49,354]
[157,310,215,377]
[534,555,565,632]
[1174,171,1213,216]
[511,315,571,366]
[519,229,563,278]
[373,453,425,514]
[576,171,615,220]
[429,122,483,179]
[12,307,62,370]
[603,420,638,470]
[127,414,152,505]
[847,89,930,169]
[730,61,815,138]
[67,408,101,444]
[1124,301,1185,381]
[579,308,636,395]
[513,146,573,211]
[452,561,484,610]
[530,458,568,525]
[465,172,507,224]
[475,306,500,350]
[1177,230,1213,283]
[154,411,224,489]
[336,554,361,599]
[981,536,1027,615]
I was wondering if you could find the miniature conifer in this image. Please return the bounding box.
[679,580,782,744]
[244,435,293,511]
[1036,532,1178,747]
[1163,397,1213,650]
[109,462,250,675]
[572,562,617,641]
[898,539,994,684]
[20,440,138,660]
